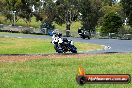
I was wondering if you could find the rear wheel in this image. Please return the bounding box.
[82,36,85,39]
[71,50,77,53]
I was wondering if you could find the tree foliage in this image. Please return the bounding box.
[54,0,79,24]
[0,0,6,12]
[41,0,56,23]
[100,4,122,15]
[0,0,132,35]
[53,0,79,36]
[78,0,101,33]
[98,3,122,25]
[121,0,132,26]
[101,12,123,34]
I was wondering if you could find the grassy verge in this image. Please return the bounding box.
[0,37,102,54]
[0,53,131,88]
[0,37,54,54]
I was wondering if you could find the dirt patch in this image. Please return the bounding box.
[0,54,96,62]
[0,55,44,62]
[47,54,94,59]
[0,53,119,62]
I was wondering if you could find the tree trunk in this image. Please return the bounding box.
[65,10,71,37]
[66,22,71,37]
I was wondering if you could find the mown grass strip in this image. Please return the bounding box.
[0,37,102,54]
[0,53,131,88]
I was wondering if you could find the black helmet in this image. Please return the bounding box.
[58,33,62,38]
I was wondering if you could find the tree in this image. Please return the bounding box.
[101,12,123,34]
[0,0,22,23]
[17,0,40,26]
[98,3,122,25]
[121,0,132,26]
[54,0,79,37]
[101,0,118,6]
[100,4,122,15]
[78,0,102,35]
[0,0,41,26]
[18,0,34,24]
[40,0,56,23]
[35,0,79,37]
[0,0,6,12]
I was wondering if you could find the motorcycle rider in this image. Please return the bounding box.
[58,33,63,44]
[52,29,59,43]
[78,27,90,39]
[78,27,83,36]
[52,31,63,51]
[51,32,77,53]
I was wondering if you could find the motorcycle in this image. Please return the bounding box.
[52,33,77,53]
[78,28,90,39]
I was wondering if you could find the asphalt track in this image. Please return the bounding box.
[0,33,132,54]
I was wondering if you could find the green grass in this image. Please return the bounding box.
[0,37,54,54]
[0,37,102,54]
[0,53,132,88]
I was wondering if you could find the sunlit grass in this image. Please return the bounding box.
[0,53,131,88]
[75,42,102,51]
[0,37,54,54]
[0,37,102,54]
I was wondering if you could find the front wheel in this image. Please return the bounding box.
[71,45,77,53]
[54,44,63,53]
